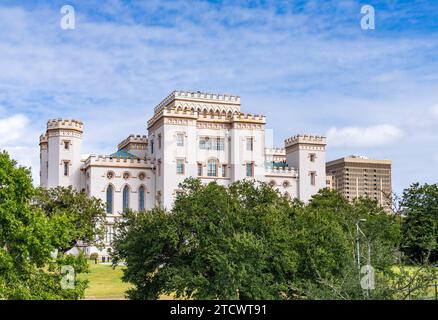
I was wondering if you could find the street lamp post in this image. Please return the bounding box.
[356,219,368,295]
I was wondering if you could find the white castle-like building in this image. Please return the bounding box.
[39,91,327,257]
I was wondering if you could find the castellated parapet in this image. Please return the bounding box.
[174,90,240,102]
[284,134,326,148]
[232,113,266,123]
[47,118,84,133]
[154,90,241,114]
[83,154,154,169]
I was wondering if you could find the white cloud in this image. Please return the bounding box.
[0,114,29,145]
[327,124,402,147]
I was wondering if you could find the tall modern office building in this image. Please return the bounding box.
[326,155,392,208]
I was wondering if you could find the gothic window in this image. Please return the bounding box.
[197,163,203,177]
[310,172,316,186]
[63,161,69,176]
[246,137,254,151]
[138,172,145,180]
[176,159,185,174]
[106,185,113,214]
[107,171,114,179]
[105,225,114,244]
[64,140,70,150]
[156,191,162,207]
[207,159,218,177]
[212,138,224,150]
[123,172,130,180]
[309,153,316,162]
[157,159,161,176]
[199,138,206,149]
[123,185,130,212]
[199,137,224,150]
[138,186,145,211]
[246,162,254,177]
[176,133,184,146]
[221,164,227,178]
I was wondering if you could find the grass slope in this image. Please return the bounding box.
[79,261,132,300]
[79,260,175,300]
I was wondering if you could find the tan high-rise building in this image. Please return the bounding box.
[326,155,392,208]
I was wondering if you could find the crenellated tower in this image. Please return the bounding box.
[40,119,84,190]
[285,135,326,202]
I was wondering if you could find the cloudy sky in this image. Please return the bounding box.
[0,0,437,194]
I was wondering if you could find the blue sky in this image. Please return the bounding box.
[0,0,437,195]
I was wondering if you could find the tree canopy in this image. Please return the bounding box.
[400,183,438,263]
[33,186,106,253]
[0,151,104,299]
[112,178,408,300]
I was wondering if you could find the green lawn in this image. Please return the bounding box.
[79,260,175,300]
[79,261,132,300]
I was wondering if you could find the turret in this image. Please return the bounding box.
[285,134,326,202]
[42,118,84,190]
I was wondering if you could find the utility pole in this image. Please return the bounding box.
[356,219,367,295]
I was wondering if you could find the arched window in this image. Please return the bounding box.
[123,185,130,212]
[106,185,113,214]
[138,186,145,211]
[207,159,218,177]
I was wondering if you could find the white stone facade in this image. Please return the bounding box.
[39,91,327,258]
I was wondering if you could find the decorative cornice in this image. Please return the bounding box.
[197,122,231,130]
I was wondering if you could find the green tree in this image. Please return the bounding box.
[400,183,438,263]
[0,151,93,299]
[300,190,402,299]
[112,178,300,299]
[112,179,435,300]
[33,186,106,253]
